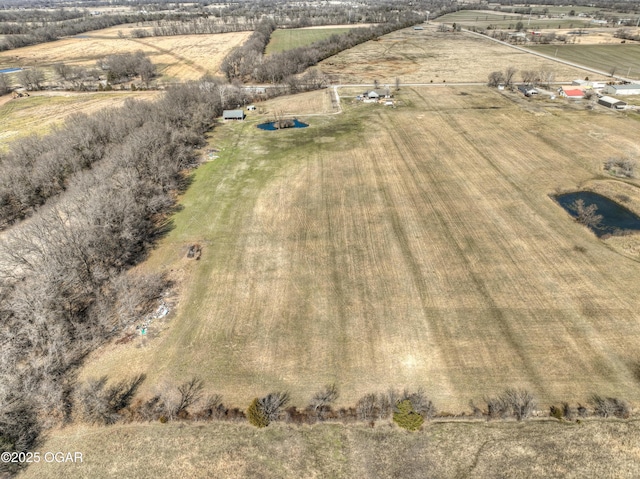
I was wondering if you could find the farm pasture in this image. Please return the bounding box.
[319,26,607,84]
[265,26,361,54]
[79,86,640,412]
[0,90,158,148]
[437,10,592,29]
[527,44,640,80]
[0,29,252,81]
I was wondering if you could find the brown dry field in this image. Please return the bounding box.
[319,24,609,84]
[78,85,640,413]
[0,29,251,81]
[250,88,336,116]
[17,419,640,479]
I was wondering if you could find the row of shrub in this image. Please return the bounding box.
[72,375,634,431]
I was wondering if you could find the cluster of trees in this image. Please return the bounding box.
[604,156,637,178]
[0,13,146,51]
[149,19,253,37]
[220,19,277,82]
[614,28,640,42]
[487,66,518,88]
[487,67,555,89]
[53,63,101,90]
[97,51,156,84]
[0,78,251,460]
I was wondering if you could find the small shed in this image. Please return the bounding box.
[518,85,538,96]
[598,96,627,109]
[223,110,245,120]
[602,84,640,96]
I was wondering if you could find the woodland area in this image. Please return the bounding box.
[0,79,251,465]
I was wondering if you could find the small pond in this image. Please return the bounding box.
[257,119,308,131]
[0,67,22,74]
[555,191,640,237]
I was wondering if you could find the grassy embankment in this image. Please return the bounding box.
[18,419,640,478]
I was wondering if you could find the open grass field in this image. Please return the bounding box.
[527,44,640,80]
[78,85,640,413]
[17,419,640,478]
[265,26,360,54]
[437,10,592,29]
[0,28,251,82]
[0,90,158,149]
[319,25,607,84]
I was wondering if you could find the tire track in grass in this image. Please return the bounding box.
[379,92,549,395]
[319,152,350,373]
[366,112,458,400]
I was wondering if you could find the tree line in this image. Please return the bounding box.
[0,79,251,467]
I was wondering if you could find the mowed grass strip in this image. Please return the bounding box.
[265,27,357,54]
[527,44,640,79]
[18,420,640,479]
[80,86,640,412]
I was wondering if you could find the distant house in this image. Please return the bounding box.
[602,84,640,96]
[366,89,391,99]
[598,96,627,109]
[223,110,245,120]
[413,26,424,30]
[246,105,256,111]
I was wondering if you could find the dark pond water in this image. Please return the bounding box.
[0,67,22,74]
[555,191,640,237]
[257,119,309,131]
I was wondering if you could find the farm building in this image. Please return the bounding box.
[572,80,605,89]
[602,84,640,96]
[598,96,627,109]
[223,110,245,120]
[517,85,538,96]
[365,89,391,99]
[559,87,585,99]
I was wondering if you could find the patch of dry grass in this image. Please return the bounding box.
[319,25,608,84]
[17,419,640,478]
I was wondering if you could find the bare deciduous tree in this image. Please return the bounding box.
[570,199,603,229]
[309,383,339,415]
[258,392,290,423]
[172,377,204,419]
[488,71,505,87]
